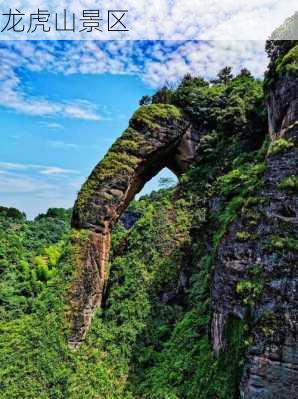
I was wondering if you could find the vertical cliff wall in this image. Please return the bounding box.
[211,42,298,398]
[67,38,297,398]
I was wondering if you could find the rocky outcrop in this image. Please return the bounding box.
[211,46,298,398]
[267,73,298,141]
[211,145,298,397]
[69,104,200,346]
[68,38,297,398]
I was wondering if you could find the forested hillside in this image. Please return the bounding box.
[0,37,297,399]
[0,207,71,321]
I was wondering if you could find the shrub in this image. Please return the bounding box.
[278,175,298,192]
[236,280,263,306]
[235,231,253,241]
[267,235,298,252]
[267,138,294,156]
[276,44,298,75]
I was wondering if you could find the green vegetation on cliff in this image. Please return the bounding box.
[0,66,272,398]
[4,34,298,398]
[75,104,184,220]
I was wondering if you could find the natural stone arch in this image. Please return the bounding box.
[68,104,198,346]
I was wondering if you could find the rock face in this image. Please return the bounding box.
[212,146,298,398]
[68,42,297,398]
[69,104,199,345]
[267,73,298,141]
[211,49,298,397]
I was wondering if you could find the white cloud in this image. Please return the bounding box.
[0,161,83,218]
[0,40,268,103]
[63,102,101,121]
[2,1,294,110]
[0,39,270,123]
[39,122,64,129]
[0,0,296,40]
[47,140,78,149]
[0,172,53,194]
[0,42,103,120]
[0,171,83,219]
[0,3,295,219]
[0,162,34,171]
[0,74,102,120]
[0,161,77,175]
[40,166,77,175]
[47,139,105,151]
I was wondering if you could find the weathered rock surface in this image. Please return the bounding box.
[211,146,298,398]
[268,73,298,141]
[68,40,297,399]
[69,104,200,345]
[211,56,298,397]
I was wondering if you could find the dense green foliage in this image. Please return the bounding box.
[264,35,298,88]
[0,209,71,322]
[0,69,270,398]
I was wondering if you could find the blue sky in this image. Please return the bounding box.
[0,3,296,219]
[0,53,180,218]
[0,39,270,218]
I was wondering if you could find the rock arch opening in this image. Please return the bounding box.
[137,168,178,198]
[68,104,198,346]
